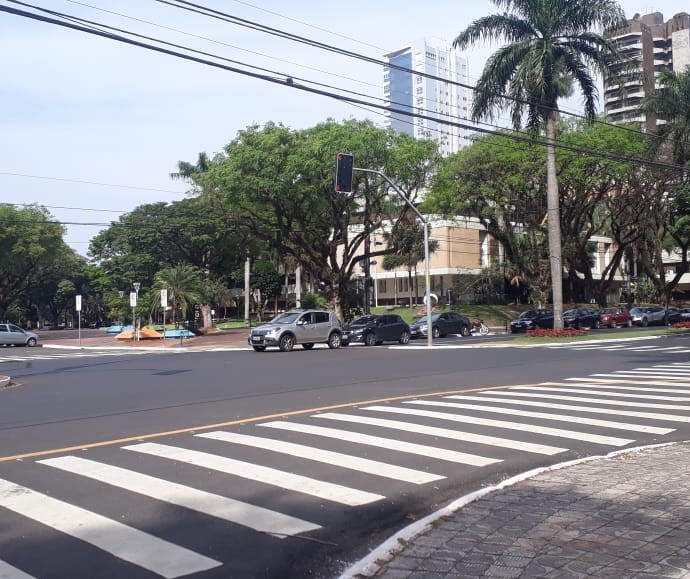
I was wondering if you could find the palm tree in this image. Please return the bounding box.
[640,66,690,166]
[154,265,202,327]
[453,0,626,329]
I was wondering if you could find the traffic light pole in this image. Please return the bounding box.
[355,167,433,349]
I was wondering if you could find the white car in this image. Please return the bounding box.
[0,323,39,347]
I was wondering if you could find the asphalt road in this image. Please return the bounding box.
[1,333,690,578]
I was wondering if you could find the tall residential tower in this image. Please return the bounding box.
[605,11,690,129]
[383,38,472,157]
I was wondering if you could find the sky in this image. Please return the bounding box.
[0,0,682,256]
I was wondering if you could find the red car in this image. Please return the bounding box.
[598,307,632,328]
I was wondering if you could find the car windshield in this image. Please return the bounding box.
[351,315,378,325]
[563,309,578,316]
[517,311,538,319]
[413,314,440,324]
[600,308,617,314]
[629,308,642,314]
[268,312,303,324]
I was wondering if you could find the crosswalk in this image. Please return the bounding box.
[544,340,690,353]
[0,348,181,363]
[2,362,690,577]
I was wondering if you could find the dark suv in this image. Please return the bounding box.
[248,309,342,352]
[342,314,411,346]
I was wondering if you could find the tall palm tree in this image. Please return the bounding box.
[453,0,626,329]
[640,66,690,166]
[154,265,202,326]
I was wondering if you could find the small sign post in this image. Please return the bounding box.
[161,289,168,339]
[76,295,82,346]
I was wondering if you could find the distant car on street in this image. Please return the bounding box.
[510,309,553,333]
[0,324,39,347]
[248,309,342,352]
[598,307,632,328]
[630,306,681,327]
[409,311,471,339]
[342,314,410,346]
[563,308,601,329]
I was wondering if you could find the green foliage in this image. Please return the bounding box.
[154,264,202,324]
[299,292,329,310]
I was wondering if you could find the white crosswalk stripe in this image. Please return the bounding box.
[449,394,690,421]
[313,412,567,455]
[0,559,36,579]
[260,420,501,466]
[196,430,444,484]
[0,478,221,578]
[517,385,690,401]
[122,442,384,506]
[38,455,321,537]
[0,350,173,363]
[361,405,634,446]
[2,361,690,578]
[404,399,673,434]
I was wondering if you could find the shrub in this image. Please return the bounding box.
[526,328,587,338]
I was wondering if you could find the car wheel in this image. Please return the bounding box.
[302,343,314,350]
[627,320,633,327]
[327,332,342,349]
[431,326,440,339]
[592,319,600,329]
[26,338,37,347]
[399,330,410,344]
[610,321,617,328]
[252,345,266,352]
[460,324,471,337]
[278,334,295,352]
[641,318,648,327]
[364,332,377,347]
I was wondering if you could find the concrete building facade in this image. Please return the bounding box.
[605,11,690,129]
[383,38,472,157]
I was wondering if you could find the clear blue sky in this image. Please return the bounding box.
[0,0,682,255]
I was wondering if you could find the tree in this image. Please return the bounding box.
[231,259,282,321]
[640,66,690,167]
[453,0,627,328]
[195,119,439,321]
[0,204,73,322]
[153,265,202,326]
[382,219,439,308]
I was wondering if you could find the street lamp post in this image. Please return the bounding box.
[132,282,141,342]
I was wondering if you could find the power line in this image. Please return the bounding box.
[2,2,681,174]
[0,171,184,194]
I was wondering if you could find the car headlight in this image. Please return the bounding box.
[265,328,279,336]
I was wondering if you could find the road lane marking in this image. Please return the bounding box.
[260,421,500,466]
[362,405,633,446]
[314,412,566,456]
[449,395,690,422]
[581,375,690,385]
[515,385,690,401]
[0,560,36,579]
[38,455,320,537]
[196,431,443,485]
[486,390,690,410]
[559,382,690,394]
[405,399,673,434]
[122,442,383,506]
[0,478,221,578]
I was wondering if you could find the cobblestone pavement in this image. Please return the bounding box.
[344,443,690,579]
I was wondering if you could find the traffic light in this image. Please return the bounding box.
[334,153,354,193]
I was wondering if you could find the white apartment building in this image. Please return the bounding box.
[605,11,690,129]
[383,38,472,157]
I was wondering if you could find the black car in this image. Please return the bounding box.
[509,309,553,333]
[342,314,411,346]
[563,308,601,329]
[409,311,471,339]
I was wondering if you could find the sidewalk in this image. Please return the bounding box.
[343,442,690,579]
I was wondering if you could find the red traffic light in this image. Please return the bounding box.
[335,153,354,193]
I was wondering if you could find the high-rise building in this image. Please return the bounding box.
[383,38,472,157]
[604,12,690,129]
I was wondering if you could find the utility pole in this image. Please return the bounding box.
[364,192,371,314]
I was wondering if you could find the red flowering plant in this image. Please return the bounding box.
[671,321,690,329]
[526,328,588,338]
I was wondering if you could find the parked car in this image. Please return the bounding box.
[509,309,553,333]
[247,309,342,352]
[0,324,39,347]
[409,311,471,339]
[629,306,681,327]
[342,314,410,346]
[598,307,632,328]
[679,308,690,321]
[563,308,601,329]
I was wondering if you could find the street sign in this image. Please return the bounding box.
[75,295,82,312]
[161,289,168,308]
[130,292,137,307]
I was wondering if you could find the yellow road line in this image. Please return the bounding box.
[0,384,520,462]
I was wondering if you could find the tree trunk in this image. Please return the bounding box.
[407,268,414,308]
[546,112,564,330]
[201,304,212,329]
